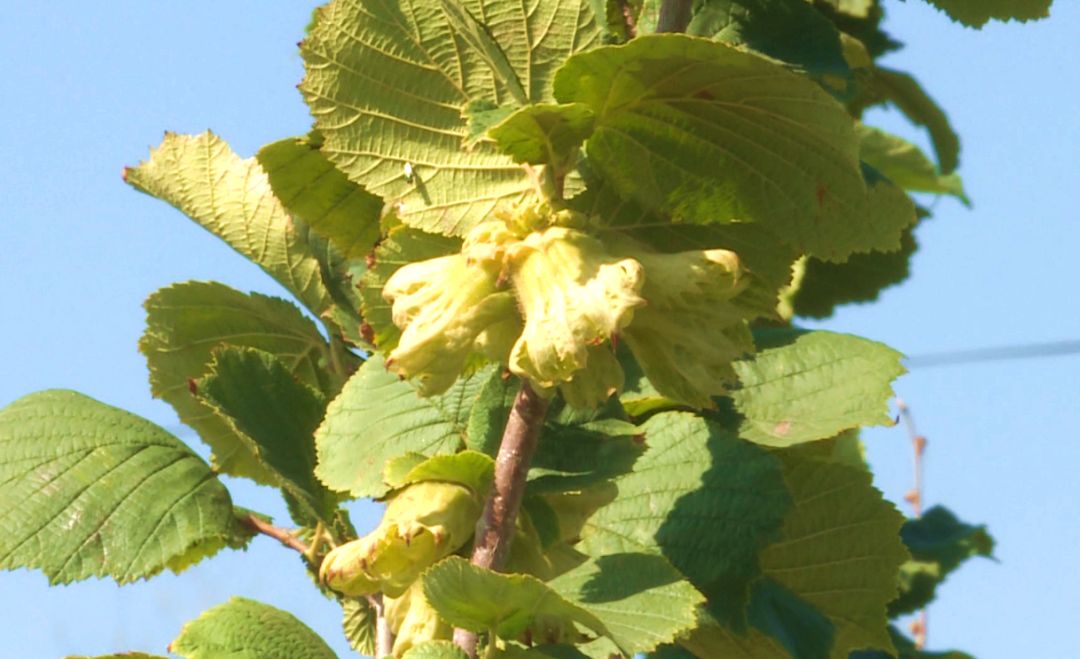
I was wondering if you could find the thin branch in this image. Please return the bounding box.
[897,397,928,650]
[619,0,637,39]
[368,594,394,658]
[241,513,311,556]
[454,380,551,656]
[656,0,693,33]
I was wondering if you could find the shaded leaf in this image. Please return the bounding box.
[257,133,384,260]
[890,506,994,616]
[170,597,336,659]
[918,0,1051,28]
[858,125,968,203]
[342,598,377,657]
[125,131,337,318]
[489,103,595,172]
[862,68,960,175]
[0,391,250,585]
[677,607,791,658]
[315,355,491,498]
[789,227,917,320]
[424,554,703,655]
[141,281,331,483]
[555,35,915,261]
[687,0,848,75]
[548,553,706,654]
[423,556,606,640]
[759,453,909,658]
[300,0,603,235]
[197,348,335,524]
[579,412,790,623]
[730,330,906,446]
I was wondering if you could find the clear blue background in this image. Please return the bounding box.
[1,2,1076,657]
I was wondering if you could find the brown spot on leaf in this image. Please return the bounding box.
[773,420,792,436]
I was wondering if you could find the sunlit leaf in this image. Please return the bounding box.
[141,281,332,483]
[730,330,906,446]
[0,391,251,585]
[170,597,336,659]
[555,35,916,261]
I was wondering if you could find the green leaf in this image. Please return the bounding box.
[465,368,520,456]
[488,103,596,172]
[788,227,918,320]
[730,330,906,447]
[917,0,1052,28]
[359,227,462,351]
[66,653,169,659]
[300,0,604,236]
[548,553,706,654]
[496,644,591,658]
[745,578,834,659]
[687,0,849,76]
[0,390,251,585]
[342,598,377,657]
[579,412,790,623]
[423,556,606,640]
[555,35,916,261]
[383,450,495,497]
[858,125,968,203]
[196,347,335,524]
[863,68,960,175]
[758,453,909,658]
[676,607,791,658]
[423,555,703,655]
[170,597,336,659]
[401,641,471,659]
[140,281,332,483]
[257,133,384,260]
[125,131,337,318]
[890,506,995,616]
[576,174,798,319]
[527,401,644,494]
[315,355,491,498]
[437,0,528,105]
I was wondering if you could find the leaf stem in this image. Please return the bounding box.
[241,513,312,557]
[453,380,551,656]
[656,0,693,33]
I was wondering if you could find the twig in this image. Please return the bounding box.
[897,397,928,649]
[656,0,693,33]
[619,0,637,38]
[454,380,551,656]
[241,513,311,556]
[368,594,393,658]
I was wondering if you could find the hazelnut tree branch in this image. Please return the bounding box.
[656,0,693,33]
[240,513,312,557]
[454,379,551,656]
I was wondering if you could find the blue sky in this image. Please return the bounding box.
[0,2,1076,657]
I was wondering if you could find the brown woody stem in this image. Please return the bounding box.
[454,380,551,656]
[241,513,311,557]
[656,0,693,33]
